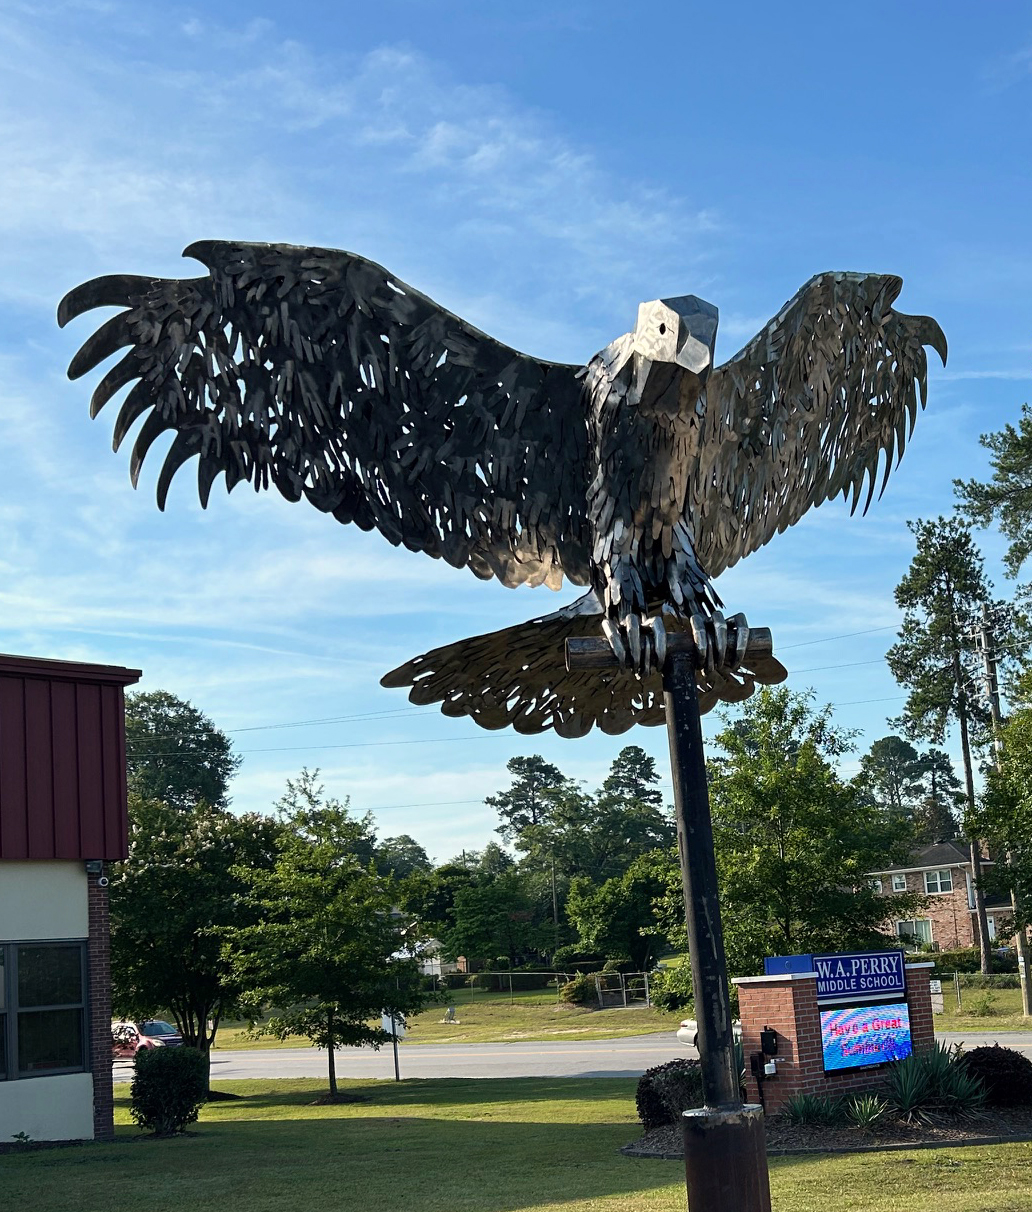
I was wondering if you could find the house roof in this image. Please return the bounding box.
[873,841,974,875]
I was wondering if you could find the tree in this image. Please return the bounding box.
[443,870,549,968]
[234,780,428,1099]
[376,834,432,879]
[566,850,674,970]
[109,796,281,1094]
[956,402,1032,581]
[978,695,1032,935]
[487,755,568,842]
[912,748,964,843]
[597,746,664,809]
[125,690,241,811]
[855,736,962,843]
[681,687,922,978]
[856,735,925,821]
[397,861,476,938]
[886,517,998,971]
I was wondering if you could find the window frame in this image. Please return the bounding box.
[0,940,89,1081]
[891,874,908,892]
[924,869,954,895]
[895,918,933,945]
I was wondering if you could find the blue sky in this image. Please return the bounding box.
[1,2,1030,861]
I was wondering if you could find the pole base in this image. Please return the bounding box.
[682,1104,771,1212]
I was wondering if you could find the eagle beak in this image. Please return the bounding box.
[916,316,948,367]
[675,331,713,381]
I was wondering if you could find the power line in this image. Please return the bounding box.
[788,658,885,674]
[130,733,514,758]
[779,624,897,651]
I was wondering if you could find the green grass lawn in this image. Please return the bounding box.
[935,986,1032,1034]
[6,1077,1032,1212]
[215,989,685,1050]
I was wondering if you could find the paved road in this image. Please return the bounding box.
[112,1029,1032,1084]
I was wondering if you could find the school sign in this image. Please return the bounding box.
[764,949,906,1005]
[813,950,906,1004]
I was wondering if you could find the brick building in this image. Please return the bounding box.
[0,653,140,1142]
[868,841,1012,951]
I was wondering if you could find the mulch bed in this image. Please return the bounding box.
[624,1107,1032,1158]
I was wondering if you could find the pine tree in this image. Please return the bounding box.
[887,517,995,972]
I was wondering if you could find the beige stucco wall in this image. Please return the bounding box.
[0,1072,95,1141]
[0,861,88,940]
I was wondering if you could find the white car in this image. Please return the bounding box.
[677,1018,743,1048]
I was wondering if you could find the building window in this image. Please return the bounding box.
[869,878,883,894]
[924,869,954,894]
[988,916,997,942]
[896,919,932,946]
[0,942,87,1080]
[892,874,907,892]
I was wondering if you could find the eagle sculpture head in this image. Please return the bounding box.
[629,294,719,410]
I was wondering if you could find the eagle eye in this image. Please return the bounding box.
[659,323,666,335]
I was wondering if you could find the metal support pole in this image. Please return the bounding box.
[663,650,740,1109]
[390,1015,401,1082]
[662,651,772,1211]
[567,636,772,1211]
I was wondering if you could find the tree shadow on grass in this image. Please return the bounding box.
[14,1115,687,1212]
[117,1075,641,1114]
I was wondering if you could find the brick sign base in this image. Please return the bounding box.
[735,963,935,1114]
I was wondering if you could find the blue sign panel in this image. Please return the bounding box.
[821,1002,913,1071]
[763,954,814,976]
[812,950,906,1004]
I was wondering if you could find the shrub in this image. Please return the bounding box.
[560,972,598,1006]
[844,1093,890,1129]
[885,1042,985,1122]
[130,1046,207,1136]
[783,1093,845,1127]
[649,957,693,1012]
[601,956,634,974]
[934,948,1018,975]
[551,945,604,970]
[966,989,999,1017]
[958,1045,1032,1106]
[636,1059,704,1132]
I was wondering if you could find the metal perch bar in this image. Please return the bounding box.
[565,627,775,671]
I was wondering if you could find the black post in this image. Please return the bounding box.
[662,650,772,1212]
[565,634,773,1211]
[390,1015,401,1082]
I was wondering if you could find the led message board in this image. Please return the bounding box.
[820,1002,913,1072]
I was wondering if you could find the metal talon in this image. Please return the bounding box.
[626,613,641,673]
[601,616,628,667]
[646,614,667,670]
[711,610,728,669]
[690,613,708,671]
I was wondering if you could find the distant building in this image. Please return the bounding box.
[868,841,1012,951]
[413,940,461,977]
[0,653,140,1142]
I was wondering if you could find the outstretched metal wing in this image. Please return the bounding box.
[58,241,591,590]
[692,271,947,579]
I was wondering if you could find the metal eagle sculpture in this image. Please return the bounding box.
[59,243,946,737]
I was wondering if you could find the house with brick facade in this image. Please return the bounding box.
[868,840,1012,951]
[0,653,140,1143]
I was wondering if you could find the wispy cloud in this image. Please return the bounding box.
[939,369,1031,382]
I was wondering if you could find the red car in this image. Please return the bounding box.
[112,1019,184,1058]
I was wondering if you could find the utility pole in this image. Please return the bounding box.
[976,605,1032,1016]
